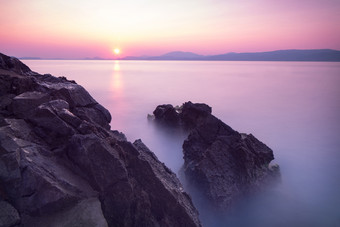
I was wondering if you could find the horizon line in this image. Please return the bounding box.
[18,48,340,61]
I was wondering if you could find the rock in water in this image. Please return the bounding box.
[0,53,201,227]
[153,102,280,209]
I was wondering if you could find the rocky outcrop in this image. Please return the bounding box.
[0,53,201,227]
[153,102,280,209]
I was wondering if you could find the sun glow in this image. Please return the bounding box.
[114,48,120,55]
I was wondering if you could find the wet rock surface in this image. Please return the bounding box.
[0,53,201,227]
[153,102,280,209]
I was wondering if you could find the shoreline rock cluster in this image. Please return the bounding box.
[153,102,280,209]
[0,52,281,226]
[0,53,201,227]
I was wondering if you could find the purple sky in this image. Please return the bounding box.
[1,0,339,58]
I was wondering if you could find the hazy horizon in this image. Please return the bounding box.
[15,49,340,61]
[1,0,340,59]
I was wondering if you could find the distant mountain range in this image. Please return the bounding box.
[20,57,42,60]
[19,49,340,61]
[121,49,340,61]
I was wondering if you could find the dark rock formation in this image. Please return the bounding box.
[0,200,20,227]
[0,53,201,227]
[153,102,280,209]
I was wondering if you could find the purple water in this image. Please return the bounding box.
[24,60,340,226]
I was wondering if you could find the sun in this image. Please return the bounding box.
[114,48,120,55]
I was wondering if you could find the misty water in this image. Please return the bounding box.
[24,60,340,226]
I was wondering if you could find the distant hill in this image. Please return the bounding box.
[121,49,340,62]
[122,51,203,60]
[19,49,340,62]
[19,57,42,60]
[82,57,107,60]
[150,51,204,60]
[205,49,340,61]
[122,51,204,60]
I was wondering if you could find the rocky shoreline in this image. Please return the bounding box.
[152,102,280,210]
[0,52,280,227]
[0,53,200,227]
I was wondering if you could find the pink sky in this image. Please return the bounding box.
[1,0,340,59]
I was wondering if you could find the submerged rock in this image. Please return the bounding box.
[0,53,201,227]
[153,102,280,209]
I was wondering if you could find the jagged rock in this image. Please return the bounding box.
[0,74,36,97]
[67,134,128,192]
[0,53,201,227]
[65,134,201,227]
[153,101,280,209]
[72,105,111,130]
[12,91,50,118]
[153,104,180,126]
[180,102,212,129]
[40,81,97,108]
[121,139,200,226]
[0,53,32,76]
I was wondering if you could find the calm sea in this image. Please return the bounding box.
[24,60,340,227]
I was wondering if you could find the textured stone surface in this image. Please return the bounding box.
[0,53,32,76]
[11,91,50,118]
[21,198,108,227]
[0,200,20,227]
[153,101,280,209]
[0,53,201,227]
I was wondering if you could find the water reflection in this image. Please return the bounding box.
[110,60,126,130]
[112,60,122,91]
[113,60,120,71]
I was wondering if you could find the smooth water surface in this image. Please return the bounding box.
[24,60,340,226]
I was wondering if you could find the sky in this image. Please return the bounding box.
[1,0,340,59]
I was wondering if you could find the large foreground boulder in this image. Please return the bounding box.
[0,53,201,227]
[153,102,280,209]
